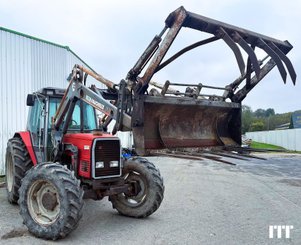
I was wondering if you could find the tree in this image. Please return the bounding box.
[242,105,292,132]
[254,108,266,118]
[241,105,253,133]
[250,120,265,131]
[265,108,275,117]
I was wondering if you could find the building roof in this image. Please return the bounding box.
[0,26,95,72]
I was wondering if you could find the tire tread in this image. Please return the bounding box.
[18,163,83,240]
[110,157,164,218]
[5,136,33,204]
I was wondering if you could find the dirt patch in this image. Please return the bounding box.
[1,228,29,240]
[279,178,301,187]
[0,176,5,188]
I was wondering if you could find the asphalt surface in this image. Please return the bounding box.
[0,153,300,245]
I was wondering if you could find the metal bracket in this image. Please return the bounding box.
[113,79,127,134]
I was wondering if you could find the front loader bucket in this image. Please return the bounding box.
[132,95,241,155]
[125,6,296,156]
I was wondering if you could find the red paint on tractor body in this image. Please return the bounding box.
[63,133,116,178]
[16,131,37,165]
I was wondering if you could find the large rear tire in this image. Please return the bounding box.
[5,136,33,204]
[110,157,164,218]
[19,163,84,240]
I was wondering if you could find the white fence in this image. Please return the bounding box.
[246,128,301,151]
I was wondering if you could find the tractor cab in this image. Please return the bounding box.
[26,87,98,162]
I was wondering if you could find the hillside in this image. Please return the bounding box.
[242,105,301,133]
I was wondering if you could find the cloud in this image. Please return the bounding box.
[0,0,299,113]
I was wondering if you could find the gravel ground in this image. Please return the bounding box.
[0,153,300,245]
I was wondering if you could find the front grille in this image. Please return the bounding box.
[93,139,121,178]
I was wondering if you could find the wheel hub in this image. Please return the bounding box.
[27,180,61,226]
[42,192,58,211]
[120,171,147,207]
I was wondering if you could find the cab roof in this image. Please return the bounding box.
[37,87,65,97]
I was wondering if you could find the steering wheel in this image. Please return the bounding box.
[71,119,78,125]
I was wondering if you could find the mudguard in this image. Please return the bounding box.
[15,132,37,165]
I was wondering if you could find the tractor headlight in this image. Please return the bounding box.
[95,161,104,168]
[109,161,119,168]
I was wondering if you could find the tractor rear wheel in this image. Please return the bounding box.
[110,157,164,218]
[19,163,84,240]
[5,136,32,204]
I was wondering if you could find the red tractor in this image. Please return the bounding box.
[5,6,296,240]
[6,84,164,240]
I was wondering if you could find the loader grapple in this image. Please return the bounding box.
[125,6,297,155]
[70,6,296,156]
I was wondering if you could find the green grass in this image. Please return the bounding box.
[250,141,286,150]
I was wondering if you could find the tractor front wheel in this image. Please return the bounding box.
[110,157,164,218]
[19,163,84,240]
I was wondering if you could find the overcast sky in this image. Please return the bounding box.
[0,0,300,113]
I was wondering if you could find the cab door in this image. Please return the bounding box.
[26,95,47,163]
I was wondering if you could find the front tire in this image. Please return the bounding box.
[5,136,33,204]
[110,157,164,218]
[19,163,84,240]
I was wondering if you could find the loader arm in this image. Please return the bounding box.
[51,65,132,157]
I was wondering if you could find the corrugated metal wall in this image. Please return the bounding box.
[0,28,100,175]
[246,129,301,151]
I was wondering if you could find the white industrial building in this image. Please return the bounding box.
[0,27,132,175]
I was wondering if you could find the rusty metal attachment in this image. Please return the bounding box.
[72,6,297,155]
[125,6,296,155]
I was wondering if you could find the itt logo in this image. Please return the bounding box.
[269,225,293,239]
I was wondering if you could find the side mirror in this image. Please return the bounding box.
[26,94,35,106]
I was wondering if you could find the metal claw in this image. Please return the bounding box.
[233,32,261,79]
[217,28,245,75]
[257,38,287,83]
[268,41,297,85]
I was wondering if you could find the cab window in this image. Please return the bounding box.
[27,97,44,146]
[48,98,97,131]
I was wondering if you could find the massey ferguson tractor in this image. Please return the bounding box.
[5,6,296,240]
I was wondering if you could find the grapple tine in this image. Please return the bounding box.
[257,38,287,83]
[268,41,297,85]
[217,27,245,75]
[233,32,261,79]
